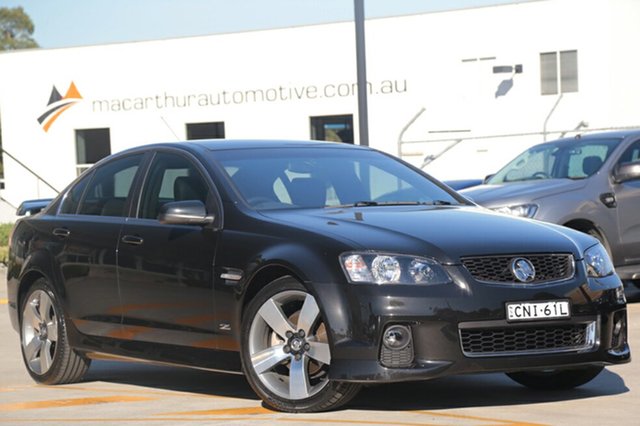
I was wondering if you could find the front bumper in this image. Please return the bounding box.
[322,266,630,383]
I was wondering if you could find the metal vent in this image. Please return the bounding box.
[380,341,414,368]
[459,321,596,357]
[461,254,574,284]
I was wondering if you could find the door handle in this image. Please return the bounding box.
[52,227,70,238]
[121,235,144,246]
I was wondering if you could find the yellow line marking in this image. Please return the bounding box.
[0,418,253,423]
[414,410,548,426]
[0,298,7,305]
[0,395,154,412]
[37,384,235,399]
[160,406,274,416]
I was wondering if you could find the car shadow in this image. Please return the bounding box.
[351,368,629,411]
[83,360,628,411]
[84,360,259,400]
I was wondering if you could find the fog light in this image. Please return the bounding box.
[382,325,411,350]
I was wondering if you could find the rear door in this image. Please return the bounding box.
[117,150,221,348]
[55,153,145,338]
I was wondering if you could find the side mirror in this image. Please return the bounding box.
[158,200,214,226]
[483,174,495,184]
[613,161,640,184]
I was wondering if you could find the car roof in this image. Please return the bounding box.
[118,139,369,157]
[545,129,640,146]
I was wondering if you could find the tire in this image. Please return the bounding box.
[240,276,360,412]
[19,278,91,384]
[506,366,604,390]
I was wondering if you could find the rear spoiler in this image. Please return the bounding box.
[16,199,54,216]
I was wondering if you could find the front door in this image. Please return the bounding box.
[117,151,220,348]
[614,139,640,265]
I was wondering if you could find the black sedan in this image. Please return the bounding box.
[6,140,630,412]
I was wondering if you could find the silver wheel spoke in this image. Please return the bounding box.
[24,337,42,362]
[29,300,42,325]
[289,356,311,400]
[258,298,295,340]
[40,340,53,373]
[296,294,320,335]
[39,292,52,322]
[46,322,58,342]
[306,341,331,365]
[251,344,289,374]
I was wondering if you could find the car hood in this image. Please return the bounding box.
[460,179,586,207]
[261,206,593,264]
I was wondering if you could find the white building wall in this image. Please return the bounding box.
[0,0,638,210]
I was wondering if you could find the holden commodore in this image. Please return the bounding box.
[6,140,630,412]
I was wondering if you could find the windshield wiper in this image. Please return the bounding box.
[331,200,455,208]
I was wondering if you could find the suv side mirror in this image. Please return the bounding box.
[613,161,640,183]
[158,200,214,226]
[483,174,495,184]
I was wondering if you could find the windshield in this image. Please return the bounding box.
[488,138,622,184]
[212,147,464,210]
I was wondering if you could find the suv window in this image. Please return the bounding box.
[618,140,640,165]
[139,152,210,219]
[78,155,143,217]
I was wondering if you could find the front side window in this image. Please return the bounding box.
[78,154,143,216]
[489,138,622,184]
[617,141,640,165]
[215,147,463,210]
[139,152,210,219]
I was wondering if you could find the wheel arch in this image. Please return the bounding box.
[563,218,612,252]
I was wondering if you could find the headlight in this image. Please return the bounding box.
[492,204,538,218]
[340,252,451,285]
[584,243,614,278]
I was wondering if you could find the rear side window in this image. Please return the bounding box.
[78,155,143,217]
[60,171,93,214]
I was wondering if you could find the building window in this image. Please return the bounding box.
[186,122,225,140]
[76,128,111,176]
[540,50,578,95]
[310,115,353,144]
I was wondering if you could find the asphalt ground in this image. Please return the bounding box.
[1,268,637,426]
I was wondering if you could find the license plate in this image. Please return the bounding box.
[506,300,570,322]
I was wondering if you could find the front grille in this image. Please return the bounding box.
[459,322,596,357]
[461,254,574,284]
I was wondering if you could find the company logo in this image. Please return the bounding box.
[37,82,83,132]
[511,257,536,283]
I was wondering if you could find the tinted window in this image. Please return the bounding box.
[215,147,461,210]
[60,171,93,214]
[139,152,210,219]
[78,155,143,216]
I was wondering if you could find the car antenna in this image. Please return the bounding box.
[160,116,181,141]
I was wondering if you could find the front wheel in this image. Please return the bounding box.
[506,366,604,390]
[241,277,360,412]
[20,279,91,384]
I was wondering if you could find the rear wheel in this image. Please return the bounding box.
[241,277,360,412]
[506,366,604,390]
[20,279,91,384]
